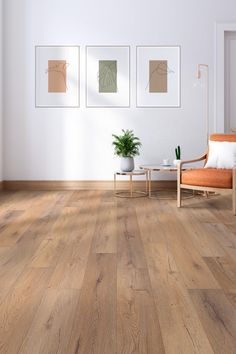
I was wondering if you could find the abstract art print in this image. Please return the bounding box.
[35,46,80,107]
[47,60,68,93]
[86,46,130,107]
[148,60,168,93]
[99,60,117,93]
[136,46,180,107]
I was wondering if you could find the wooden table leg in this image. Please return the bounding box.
[130,174,133,197]
[148,170,152,197]
[114,173,116,195]
[145,171,148,195]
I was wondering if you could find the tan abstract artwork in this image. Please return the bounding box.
[137,46,180,107]
[47,60,68,93]
[148,60,168,93]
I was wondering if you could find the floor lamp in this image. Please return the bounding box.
[196,64,209,144]
[197,64,213,198]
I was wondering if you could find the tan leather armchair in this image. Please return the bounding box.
[177,134,236,214]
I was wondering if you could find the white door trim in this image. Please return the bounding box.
[215,22,236,132]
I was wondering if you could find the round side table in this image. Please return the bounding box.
[114,170,148,198]
[140,164,192,199]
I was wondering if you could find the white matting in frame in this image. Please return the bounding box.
[136,46,181,107]
[35,46,80,107]
[86,46,130,107]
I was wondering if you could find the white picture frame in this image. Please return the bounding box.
[86,46,130,107]
[136,46,181,107]
[35,46,80,108]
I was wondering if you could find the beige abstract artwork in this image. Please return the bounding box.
[48,60,67,93]
[149,60,168,93]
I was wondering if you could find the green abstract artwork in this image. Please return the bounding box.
[99,60,117,93]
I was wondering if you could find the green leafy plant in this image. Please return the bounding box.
[112,129,142,157]
[175,145,181,160]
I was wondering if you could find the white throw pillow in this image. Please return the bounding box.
[204,140,236,169]
[204,141,219,168]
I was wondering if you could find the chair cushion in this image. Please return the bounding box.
[181,168,232,189]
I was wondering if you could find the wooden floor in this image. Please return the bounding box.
[0,190,236,354]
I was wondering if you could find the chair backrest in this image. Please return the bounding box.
[210,134,236,142]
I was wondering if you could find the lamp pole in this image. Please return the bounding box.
[197,64,209,144]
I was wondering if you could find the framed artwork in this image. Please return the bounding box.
[35,46,80,107]
[136,46,181,107]
[86,46,130,107]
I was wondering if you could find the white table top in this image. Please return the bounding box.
[140,164,188,171]
[115,169,148,175]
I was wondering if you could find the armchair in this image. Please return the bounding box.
[177,134,236,214]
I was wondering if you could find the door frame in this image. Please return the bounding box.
[215,22,236,132]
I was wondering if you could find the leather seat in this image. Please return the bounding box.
[182,168,232,189]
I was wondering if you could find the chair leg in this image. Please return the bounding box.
[177,165,182,208]
[177,184,182,208]
[233,168,236,215]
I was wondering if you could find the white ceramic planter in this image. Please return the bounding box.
[120,157,134,172]
[173,159,181,166]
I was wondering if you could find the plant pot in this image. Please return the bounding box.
[173,159,181,166]
[120,157,134,172]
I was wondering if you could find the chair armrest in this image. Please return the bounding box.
[179,154,207,168]
[177,154,207,182]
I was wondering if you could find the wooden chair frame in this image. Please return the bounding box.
[177,153,236,215]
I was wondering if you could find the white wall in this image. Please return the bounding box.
[0,0,3,181]
[2,0,236,181]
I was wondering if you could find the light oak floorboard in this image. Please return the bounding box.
[0,268,51,354]
[202,222,236,260]
[91,197,117,253]
[67,253,117,354]
[226,293,236,308]
[190,289,236,354]
[203,256,236,293]
[135,197,214,354]
[18,289,80,354]
[0,191,236,353]
[173,208,226,257]
[156,212,219,289]
[49,192,102,289]
[117,198,165,354]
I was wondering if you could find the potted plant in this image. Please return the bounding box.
[112,129,142,172]
[173,145,181,165]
